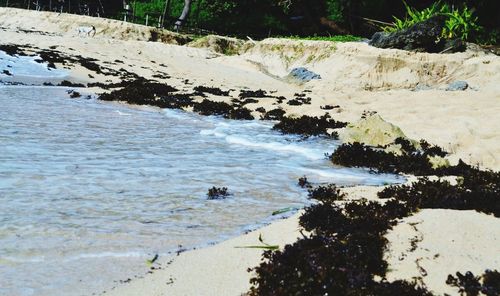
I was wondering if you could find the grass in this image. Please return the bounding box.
[278,35,363,42]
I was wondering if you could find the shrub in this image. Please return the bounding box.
[383,1,482,42]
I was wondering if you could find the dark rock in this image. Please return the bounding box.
[413,83,433,91]
[369,15,465,53]
[288,67,322,82]
[2,69,12,76]
[446,81,469,91]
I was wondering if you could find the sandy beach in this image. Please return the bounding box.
[1,7,499,295]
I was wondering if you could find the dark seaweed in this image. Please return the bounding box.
[378,176,500,217]
[261,108,286,121]
[193,86,230,97]
[287,95,311,106]
[87,81,131,89]
[58,80,86,88]
[255,107,266,113]
[207,187,230,200]
[192,99,254,120]
[307,184,345,203]
[69,91,81,98]
[250,147,499,295]
[239,89,269,99]
[240,98,259,105]
[249,197,426,296]
[330,139,450,175]
[298,176,311,188]
[192,99,232,116]
[446,270,500,296]
[273,113,347,137]
[0,44,24,56]
[98,79,181,108]
[321,104,340,110]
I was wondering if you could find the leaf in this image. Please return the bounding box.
[234,245,280,250]
[146,254,159,265]
[272,207,298,216]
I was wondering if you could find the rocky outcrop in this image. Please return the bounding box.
[369,15,465,53]
[287,67,321,82]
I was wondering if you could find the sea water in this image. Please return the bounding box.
[0,53,402,296]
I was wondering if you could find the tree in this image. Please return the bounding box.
[174,0,192,30]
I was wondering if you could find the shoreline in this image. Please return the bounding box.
[1,7,499,296]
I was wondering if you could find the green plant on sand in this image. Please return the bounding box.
[383,1,482,42]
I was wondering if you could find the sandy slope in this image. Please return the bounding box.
[1,7,499,296]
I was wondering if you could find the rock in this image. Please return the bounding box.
[338,114,409,147]
[287,67,322,82]
[446,81,469,91]
[369,15,465,53]
[413,83,433,91]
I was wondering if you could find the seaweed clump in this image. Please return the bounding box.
[378,172,500,217]
[446,270,500,296]
[207,187,230,200]
[307,184,346,203]
[248,188,425,296]
[239,89,269,99]
[97,79,195,109]
[194,86,230,97]
[0,44,25,56]
[261,108,286,121]
[273,113,347,137]
[58,80,86,87]
[330,138,448,175]
[192,99,254,120]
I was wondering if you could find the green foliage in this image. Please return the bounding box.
[133,0,165,19]
[442,5,482,41]
[325,0,343,22]
[383,1,482,42]
[281,35,362,42]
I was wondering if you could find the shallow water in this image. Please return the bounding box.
[0,55,402,296]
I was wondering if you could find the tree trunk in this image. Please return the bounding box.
[174,0,192,30]
[319,17,350,35]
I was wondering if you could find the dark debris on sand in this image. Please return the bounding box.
[194,86,230,97]
[331,138,448,175]
[248,165,500,295]
[0,44,25,56]
[273,113,347,138]
[447,270,500,296]
[248,122,500,295]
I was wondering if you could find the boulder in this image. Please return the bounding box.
[369,15,465,53]
[446,80,469,91]
[338,114,408,147]
[287,67,321,82]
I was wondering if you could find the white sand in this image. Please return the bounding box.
[1,8,499,295]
